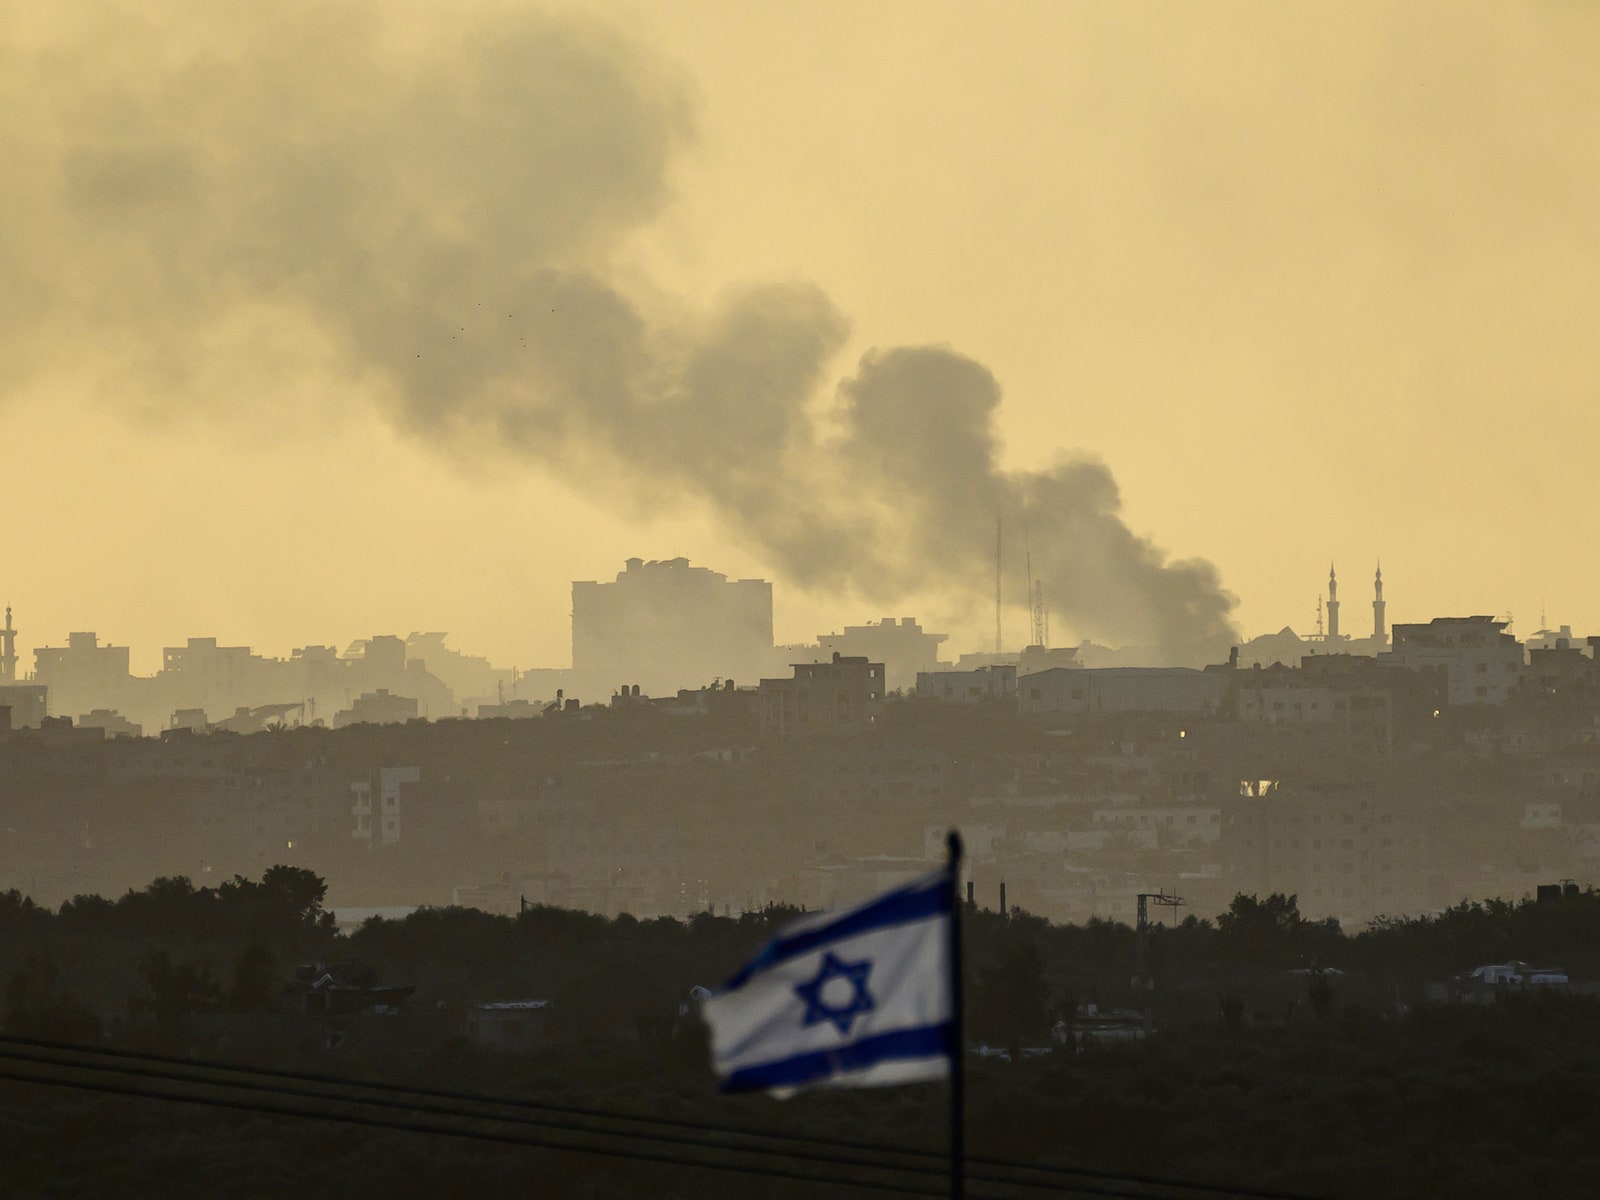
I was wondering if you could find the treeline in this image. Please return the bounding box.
[6,871,1600,1197]
[0,867,336,1038]
[8,868,1600,1043]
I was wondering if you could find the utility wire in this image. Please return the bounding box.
[0,1045,1150,1200]
[0,1033,1321,1200]
[0,1043,978,1195]
[4,1030,927,1153]
[0,1063,971,1200]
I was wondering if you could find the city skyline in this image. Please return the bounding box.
[0,553,1521,685]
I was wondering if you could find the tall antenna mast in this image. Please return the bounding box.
[1032,580,1047,649]
[1024,528,1039,649]
[1024,542,1034,642]
[994,515,1003,655]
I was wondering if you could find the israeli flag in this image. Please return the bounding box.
[703,866,954,1095]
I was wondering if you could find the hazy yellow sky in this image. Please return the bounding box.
[4,1,1599,674]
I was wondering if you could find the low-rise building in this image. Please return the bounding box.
[1384,616,1523,706]
[1231,660,1399,752]
[351,766,420,845]
[1091,804,1221,848]
[0,683,48,730]
[815,618,948,694]
[1019,667,1230,716]
[76,709,142,738]
[334,689,420,728]
[463,1000,549,1050]
[33,632,135,722]
[758,654,883,737]
[916,665,1017,704]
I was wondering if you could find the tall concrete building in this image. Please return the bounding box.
[571,558,774,697]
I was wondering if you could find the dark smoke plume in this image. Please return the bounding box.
[837,348,1237,664]
[0,0,1237,663]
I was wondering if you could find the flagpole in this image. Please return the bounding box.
[946,828,965,1200]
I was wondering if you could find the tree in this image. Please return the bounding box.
[1216,893,1340,967]
[970,921,1051,1059]
[217,866,333,933]
[4,952,101,1042]
[0,888,46,934]
[1305,965,1335,1019]
[131,949,220,1019]
[260,865,333,929]
[226,934,279,1012]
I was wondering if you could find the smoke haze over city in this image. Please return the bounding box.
[0,0,1245,665]
[5,2,1599,668]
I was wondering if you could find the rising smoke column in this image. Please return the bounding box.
[835,347,1238,664]
[0,0,1237,663]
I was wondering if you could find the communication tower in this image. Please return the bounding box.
[994,516,1003,655]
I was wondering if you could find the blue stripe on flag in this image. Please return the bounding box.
[720,1021,952,1093]
[724,873,950,990]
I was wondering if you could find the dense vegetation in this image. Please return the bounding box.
[4,871,1600,1197]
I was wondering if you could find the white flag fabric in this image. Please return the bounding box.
[703,866,954,1095]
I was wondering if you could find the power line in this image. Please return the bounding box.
[0,1047,1156,1200]
[0,1033,1322,1200]
[0,1042,968,1193]
[0,1033,1318,1199]
[0,1063,965,1199]
[4,1031,939,1156]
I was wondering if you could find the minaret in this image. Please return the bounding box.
[0,606,15,684]
[1326,564,1341,640]
[1373,563,1386,647]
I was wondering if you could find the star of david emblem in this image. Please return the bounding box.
[794,951,876,1036]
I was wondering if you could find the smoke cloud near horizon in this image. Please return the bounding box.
[0,1,1237,664]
